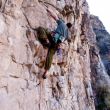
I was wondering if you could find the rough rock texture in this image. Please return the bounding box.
[0,0,109,110]
[90,16,110,110]
[90,15,110,76]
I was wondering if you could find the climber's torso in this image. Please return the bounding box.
[55,19,69,40]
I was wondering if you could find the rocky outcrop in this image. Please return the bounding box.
[90,15,110,110]
[90,15,110,76]
[0,0,109,110]
[89,46,110,110]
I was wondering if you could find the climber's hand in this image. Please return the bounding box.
[47,8,58,21]
[47,8,50,12]
[47,8,52,14]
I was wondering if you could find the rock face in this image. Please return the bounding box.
[90,15,110,110]
[0,0,109,110]
[90,15,110,76]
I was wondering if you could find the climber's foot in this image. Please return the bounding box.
[42,74,46,79]
[57,61,66,66]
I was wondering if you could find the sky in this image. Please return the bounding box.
[87,0,110,33]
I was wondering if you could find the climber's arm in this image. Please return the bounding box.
[47,8,58,21]
[66,30,72,42]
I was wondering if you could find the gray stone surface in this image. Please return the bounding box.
[90,15,110,76]
[0,0,107,110]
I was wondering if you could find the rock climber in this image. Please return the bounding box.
[36,8,72,79]
[40,8,72,79]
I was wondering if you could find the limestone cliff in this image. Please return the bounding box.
[90,15,110,110]
[0,0,109,110]
[90,15,110,76]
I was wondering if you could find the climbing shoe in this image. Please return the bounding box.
[42,74,46,79]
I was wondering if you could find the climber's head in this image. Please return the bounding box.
[66,23,72,29]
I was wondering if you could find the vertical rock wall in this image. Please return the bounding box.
[0,0,97,110]
[90,15,110,110]
[90,15,110,76]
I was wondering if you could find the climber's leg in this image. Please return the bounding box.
[42,47,57,79]
[37,27,50,48]
[42,69,48,79]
